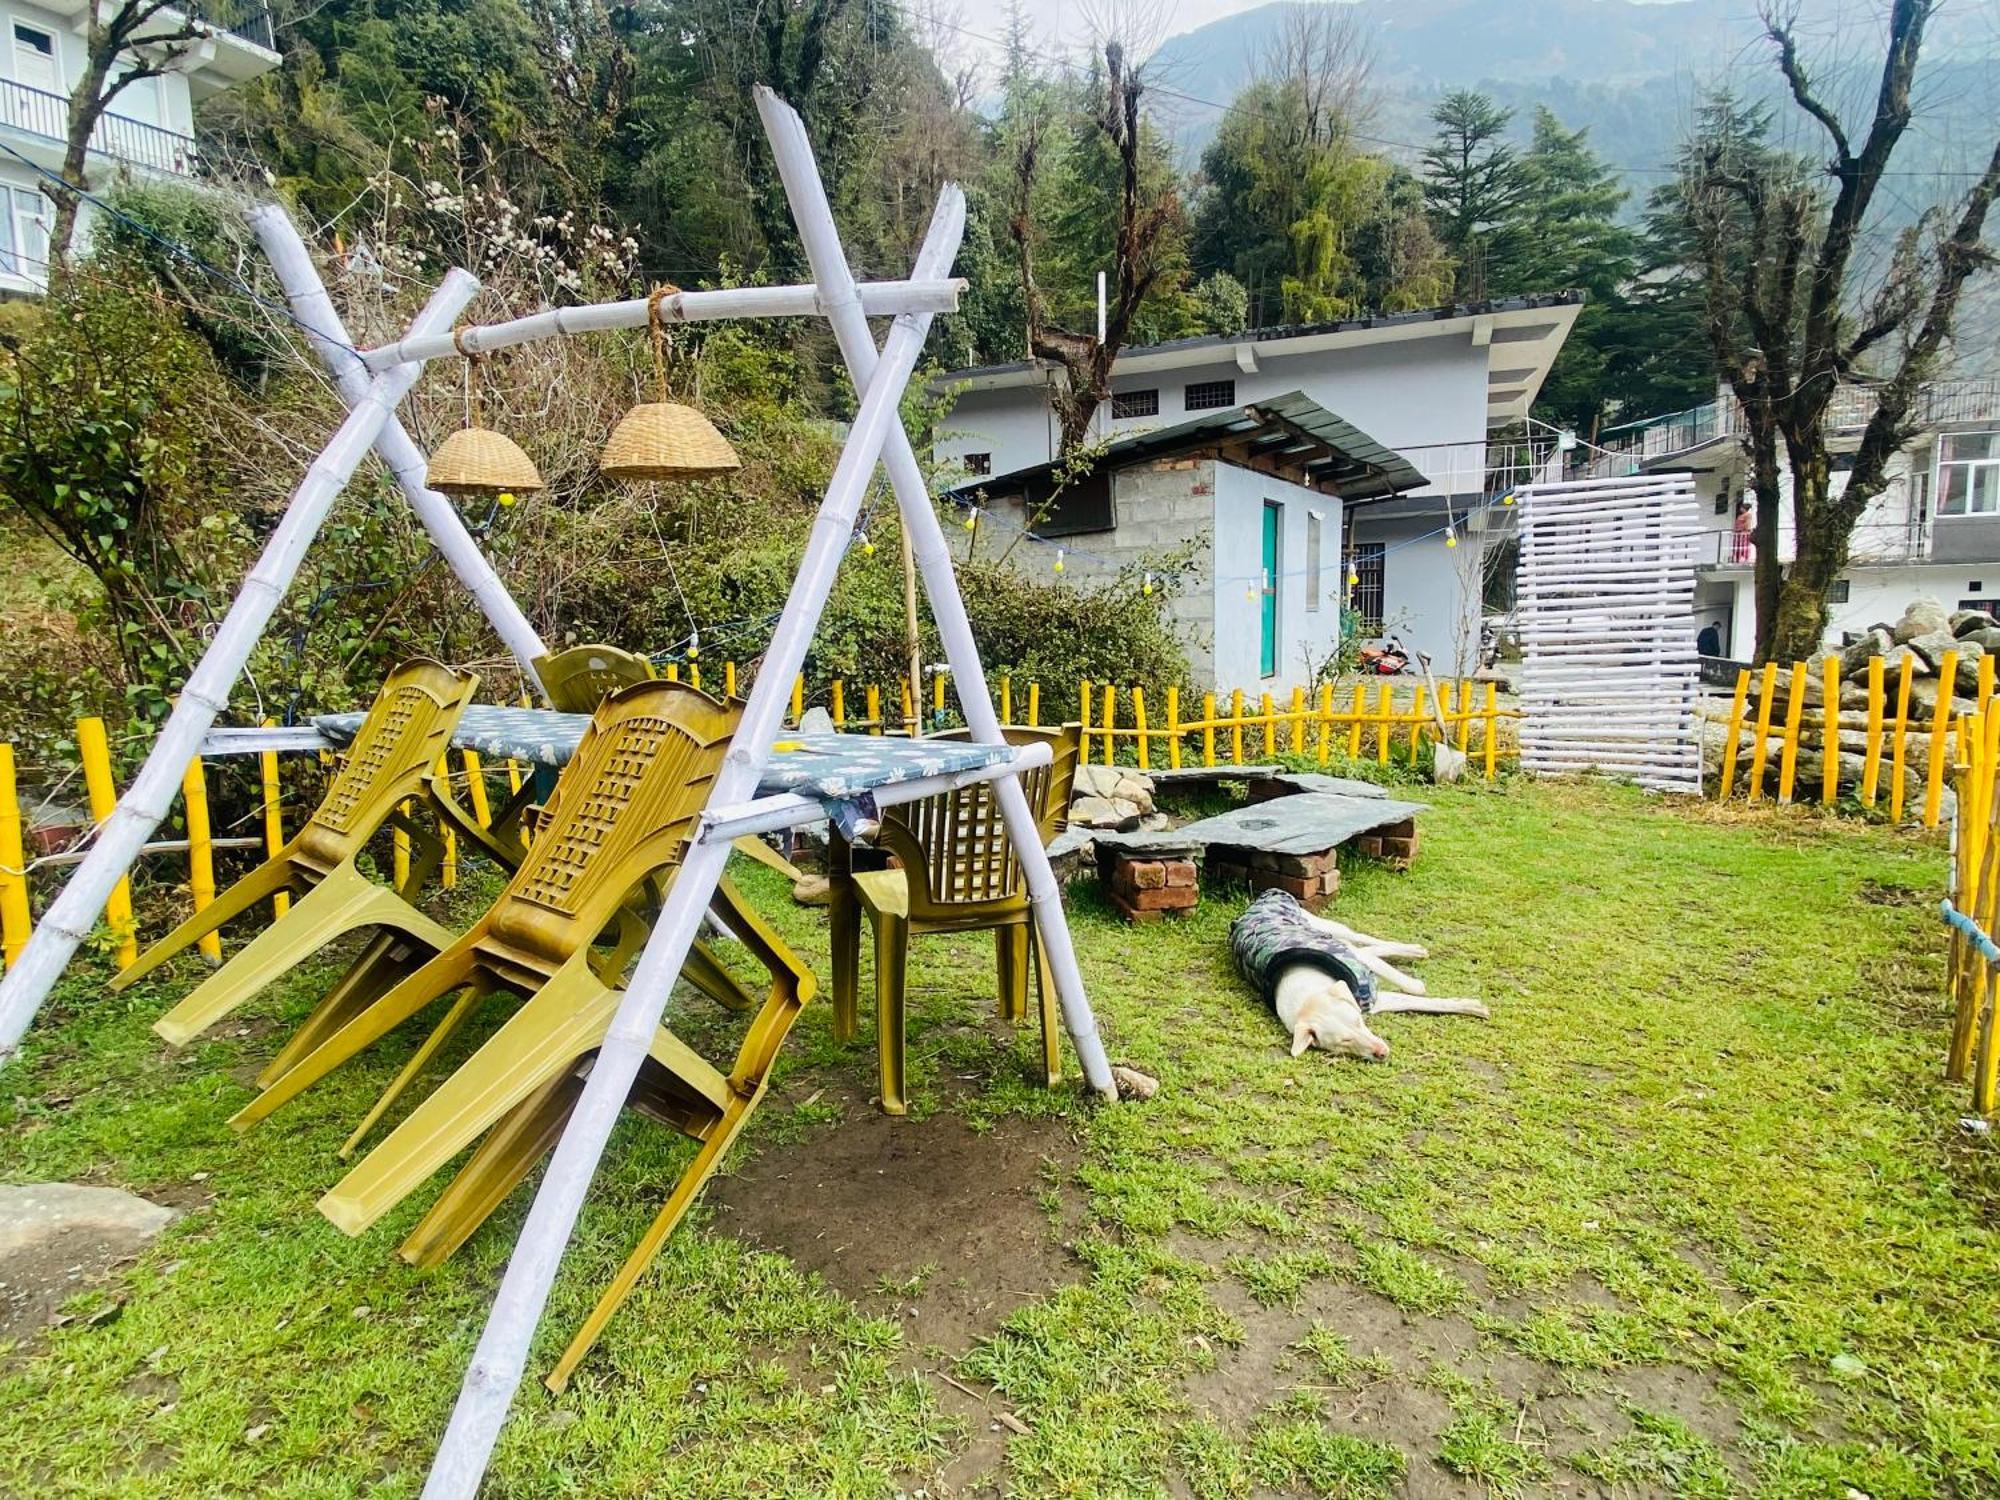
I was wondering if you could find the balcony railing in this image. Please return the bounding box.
[185,0,276,52]
[1580,379,2000,479]
[0,78,198,177]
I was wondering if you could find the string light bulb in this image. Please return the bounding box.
[1142,572,1154,597]
[962,505,978,531]
[1445,530,1459,549]
[686,627,700,661]
[496,490,518,508]
[857,531,876,556]
[1503,492,1516,507]
[1053,548,1065,574]
[1347,570,1359,588]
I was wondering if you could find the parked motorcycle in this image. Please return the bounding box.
[1358,635,1411,676]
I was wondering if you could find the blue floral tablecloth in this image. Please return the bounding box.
[313,704,1013,803]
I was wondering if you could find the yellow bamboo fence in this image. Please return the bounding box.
[1944,701,2000,1119]
[1711,652,1984,828]
[0,669,1517,968]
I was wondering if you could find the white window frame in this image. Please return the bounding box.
[0,186,52,285]
[1305,511,1322,613]
[1936,431,2000,517]
[11,21,60,90]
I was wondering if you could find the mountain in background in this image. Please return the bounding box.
[1145,0,2000,214]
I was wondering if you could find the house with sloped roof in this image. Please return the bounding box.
[936,294,1583,680]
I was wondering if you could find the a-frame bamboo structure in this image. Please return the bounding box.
[0,90,1116,1496]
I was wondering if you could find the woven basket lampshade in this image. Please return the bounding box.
[599,401,741,481]
[427,426,545,497]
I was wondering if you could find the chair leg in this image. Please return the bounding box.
[1032,932,1061,1089]
[337,981,491,1159]
[875,909,911,1116]
[228,942,481,1132]
[111,857,303,992]
[255,930,433,1089]
[316,961,626,1237]
[545,1085,764,1394]
[997,924,1030,1022]
[397,1067,585,1269]
[829,873,860,1042]
[153,863,453,1047]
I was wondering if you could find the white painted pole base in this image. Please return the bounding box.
[418,172,965,1500]
[0,271,480,1063]
[754,85,1117,1101]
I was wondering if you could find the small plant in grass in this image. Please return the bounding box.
[1225,1246,1342,1307]
[1351,1240,1468,1315]
[1571,1407,1735,1499]
[873,1264,940,1300]
[1248,1411,1405,1497]
[1294,1322,1393,1389]
[1438,1409,1552,1496]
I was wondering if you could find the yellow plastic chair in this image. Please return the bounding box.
[115,660,481,1047]
[830,724,1080,1114]
[532,642,657,714]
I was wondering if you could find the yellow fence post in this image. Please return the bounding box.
[830,679,846,731]
[1202,692,1217,767]
[433,758,458,889]
[259,722,290,922]
[1890,653,1916,821]
[999,676,1012,724]
[78,717,140,961]
[1132,686,1150,771]
[725,660,738,700]
[665,662,679,683]
[900,678,914,736]
[1101,684,1117,767]
[792,674,806,725]
[1776,662,1807,803]
[1925,648,1958,828]
[1231,689,1245,765]
[688,662,702,692]
[1483,682,1499,779]
[1288,686,1306,755]
[1166,686,1183,770]
[181,756,221,960]
[1316,683,1333,765]
[866,683,883,737]
[933,669,948,724]
[1348,683,1366,759]
[1821,654,1842,805]
[0,745,31,968]
[1982,654,1997,724]
[1408,684,1427,767]
[1717,670,1750,803]
[1861,655,1887,806]
[1376,682,1393,766]
[462,749,493,828]
[1457,678,1473,752]
[1747,662,1780,801]
[1027,681,1041,727]
[1078,679,1092,763]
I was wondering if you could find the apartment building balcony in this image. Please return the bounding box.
[1688,513,2000,571]
[0,77,198,177]
[1577,379,2000,479]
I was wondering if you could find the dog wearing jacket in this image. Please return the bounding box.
[1229,889,1490,1060]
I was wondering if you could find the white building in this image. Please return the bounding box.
[1,0,278,294]
[1582,381,2000,661]
[935,294,1583,681]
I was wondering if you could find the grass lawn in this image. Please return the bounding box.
[0,774,1994,1497]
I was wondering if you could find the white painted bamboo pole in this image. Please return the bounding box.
[419,183,964,1500]
[754,83,1118,1102]
[0,273,477,1062]
[250,206,552,695]
[362,278,964,371]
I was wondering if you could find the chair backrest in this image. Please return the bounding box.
[878,724,1080,921]
[479,680,739,969]
[532,643,657,715]
[299,660,480,864]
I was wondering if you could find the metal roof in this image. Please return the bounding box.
[946,390,1427,502]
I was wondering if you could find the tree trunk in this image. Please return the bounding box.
[1747,424,1783,663]
[1767,431,1845,663]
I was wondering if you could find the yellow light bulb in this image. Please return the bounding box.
[1054,549,1065,574]
[1347,571,1359,587]
[497,491,518,508]
[861,538,876,556]
[963,509,977,531]
[1445,532,1458,548]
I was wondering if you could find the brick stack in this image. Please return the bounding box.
[1100,848,1200,923]
[1205,846,1340,910]
[1345,817,1419,870]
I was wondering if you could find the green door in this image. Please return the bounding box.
[1260,501,1280,678]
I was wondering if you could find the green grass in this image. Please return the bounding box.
[2,775,1997,1495]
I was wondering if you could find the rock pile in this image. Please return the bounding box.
[1067,764,1169,831]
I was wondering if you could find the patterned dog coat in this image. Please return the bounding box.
[1229,889,1378,1013]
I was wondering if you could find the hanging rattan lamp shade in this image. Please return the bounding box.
[599,401,741,481]
[427,426,545,497]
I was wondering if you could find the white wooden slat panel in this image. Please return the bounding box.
[1514,473,1702,792]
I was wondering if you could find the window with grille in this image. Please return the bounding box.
[1184,378,1236,411]
[1111,389,1159,419]
[1347,541,1385,631]
[962,451,991,476]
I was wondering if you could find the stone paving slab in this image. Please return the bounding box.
[1093,792,1425,860]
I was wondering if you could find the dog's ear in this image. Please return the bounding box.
[1290,1022,1317,1057]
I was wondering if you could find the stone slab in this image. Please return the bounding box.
[0,1183,178,1257]
[1173,793,1427,858]
[1245,772,1391,801]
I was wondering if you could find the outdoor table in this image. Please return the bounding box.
[309,704,1022,844]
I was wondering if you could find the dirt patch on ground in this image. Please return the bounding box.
[711,1089,1083,1354]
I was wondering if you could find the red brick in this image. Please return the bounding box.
[1164,860,1197,887]
[1351,836,1383,858]
[1128,883,1197,911]
[1125,860,1166,890]
[1274,850,1332,878]
[1107,890,1167,924]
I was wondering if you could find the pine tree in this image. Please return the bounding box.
[1420,90,1528,300]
